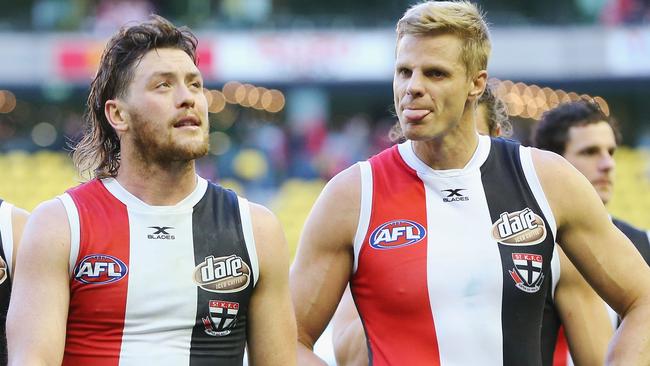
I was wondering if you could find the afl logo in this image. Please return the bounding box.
[0,257,7,285]
[492,208,547,245]
[73,254,128,285]
[369,220,427,250]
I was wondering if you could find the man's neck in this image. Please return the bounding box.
[411,125,480,170]
[114,159,198,206]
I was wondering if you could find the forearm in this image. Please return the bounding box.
[606,300,650,365]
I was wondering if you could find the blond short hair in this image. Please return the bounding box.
[396,1,491,78]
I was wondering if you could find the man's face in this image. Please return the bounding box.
[563,121,617,205]
[393,33,477,141]
[120,48,209,163]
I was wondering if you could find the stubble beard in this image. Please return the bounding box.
[130,112,209,166]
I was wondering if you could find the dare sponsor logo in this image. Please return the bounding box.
[0,256,7,285]
[491,208,547,245]
[369,220,426,249]
[193,255,251,293]
[74,254,128,285]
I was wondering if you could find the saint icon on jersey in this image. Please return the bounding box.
[202,300,239,337]
[509,253,545,293]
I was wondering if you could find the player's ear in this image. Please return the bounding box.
[468,70,488,102]
[105,99,128,133]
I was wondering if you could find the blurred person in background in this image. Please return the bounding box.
[0,200,27,366]
[532,98,650,366]
[7,15,295,365]
[290,1,650,365]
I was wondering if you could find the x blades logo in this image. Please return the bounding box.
[441,188,469,202]
[148,226,175,240]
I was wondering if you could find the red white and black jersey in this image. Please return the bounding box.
[543,218,650,366]
[350,136,559,366]
[0,199,16,365]
[58,177,259,366]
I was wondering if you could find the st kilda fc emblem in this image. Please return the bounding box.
[509,253,544,293]
[202,300,239,337]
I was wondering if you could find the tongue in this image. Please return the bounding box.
[403,109,430,120]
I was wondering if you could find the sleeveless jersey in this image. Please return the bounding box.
[544,218,650,366]
[0,199,16,366]
[58,177,259,366]
[350,136,559,366]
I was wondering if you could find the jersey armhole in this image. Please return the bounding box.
[58,193,80,277]
[0,201,15,277]
[238,196,260,287]
[519,146,557,239]
[353,161,372,275]
[550,245,560,301]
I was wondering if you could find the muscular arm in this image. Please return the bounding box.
[332,286,368,366]
[9,205,28,276]
[290,165,360,365]
[554,247,612,365]
[7,199,70,365]
[246,203,296,366]
[533,149,650,364]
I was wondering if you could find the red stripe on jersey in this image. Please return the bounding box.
[63,180,130,365]
[553,326,569,366]
[352,146,440,365]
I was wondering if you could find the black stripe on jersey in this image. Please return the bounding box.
[480,138,556,366]
[613,218,650,266]
[189,184,254,366]
[0,198,9,365]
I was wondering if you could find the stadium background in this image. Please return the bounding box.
[0,0,649,260]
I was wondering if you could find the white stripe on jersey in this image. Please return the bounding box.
[399,137,505,365]
[550,245,560,300]
[98,177,208,364]
[238,196,259,286]
[353,161,372,274]
[519,146,557,239]
[118,208,198,364]
[0,201,14,276]
[58,193,81,277]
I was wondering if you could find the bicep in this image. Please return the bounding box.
[246,203,296,366]
[7,199,71,364]
[290,168,359,347]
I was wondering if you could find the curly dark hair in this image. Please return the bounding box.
[532,98,621,155]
